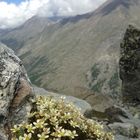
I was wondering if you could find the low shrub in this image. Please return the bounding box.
[11,96,113,140]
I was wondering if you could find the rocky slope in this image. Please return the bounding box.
[0,16,55,51]
[0,25,140,139]
[1,0,140,99]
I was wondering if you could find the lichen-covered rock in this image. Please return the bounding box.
[120,25,140,105]
[0,43,33,139]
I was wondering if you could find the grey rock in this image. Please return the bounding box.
[114,135,139,140]
[84,95,132,122]
[134,114,140,119]
[0,43,33,139]
[109,123,138,138]
[84,94,140,139]
[119,25,140,104]
[129,106,140,120]
[137,128,140,138]
[0,131,7,140]
[84,94,114,120]
[105,105,133,123]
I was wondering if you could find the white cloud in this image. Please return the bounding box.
[0,0,107,29]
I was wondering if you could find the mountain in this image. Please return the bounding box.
[0,16,56,50]
[1,31,140,140]
[0,0,140,99]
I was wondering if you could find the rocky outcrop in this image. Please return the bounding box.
[0,43,33,139]
[120,25,140,105]
[84,98,140,139]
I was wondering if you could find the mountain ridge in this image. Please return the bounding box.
[0,0,140,99]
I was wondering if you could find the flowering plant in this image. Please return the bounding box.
[11,96,113,140]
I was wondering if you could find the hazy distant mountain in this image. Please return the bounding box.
[0,16,56,50]
[1,0,140,99]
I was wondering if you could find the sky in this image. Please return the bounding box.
[0,0,107,29]
[3,0,23,4]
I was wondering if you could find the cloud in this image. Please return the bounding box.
[0,0,107,29]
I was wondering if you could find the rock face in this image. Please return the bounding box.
[120,25,140,105]
[0,43,33,139]
[85,25,140,140]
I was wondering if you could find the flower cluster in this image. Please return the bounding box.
[11,96,114,140]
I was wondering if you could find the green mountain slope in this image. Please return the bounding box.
[1,0,140,99]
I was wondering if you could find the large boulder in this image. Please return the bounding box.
[0,43,33,139]
[119,25,140,105]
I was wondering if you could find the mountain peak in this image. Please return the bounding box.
[100,0,139,15]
